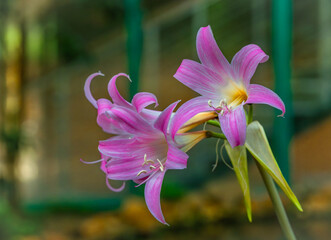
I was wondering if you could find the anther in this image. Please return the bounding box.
[136,170,147,176]
[220,109,224,116]
[208,100,213,108]
[149,165,156,170]
[142,154,155,166]
[157,159,164,172]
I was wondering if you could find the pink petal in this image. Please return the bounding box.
[231,44,269,87]
[84,71,105,108]
[106,106,153,134]
[96,98,124,134]
[140,109,162,122]
[132,92,159,113]
[98,136,137,158]
[166,144,188,170]
[107,73,132,108]
[174,59,227,98]
[102,157,146,180]
[144,170,167,224]
[105,177,126,192]
[196,26,232,78]
[219,104,247,148]
[246,84,285,117]
[170,96,212,140]
[154,101,179,134]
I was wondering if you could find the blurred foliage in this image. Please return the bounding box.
[0,128,20,157]
[0,199,40,239]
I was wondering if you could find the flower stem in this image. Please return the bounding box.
[207,119,221,128]
[206,131,226,140]
[256,162,297,240]
[248,104,253,124]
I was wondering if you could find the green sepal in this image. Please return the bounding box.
[224,141,252,222]
[245,121,303,212]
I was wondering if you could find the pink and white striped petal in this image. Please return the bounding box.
[231,44,269,87]
[144,170,167,225]
[196,26,232,78]
[246,84,285,117]
[132,92,159,113]
[84,71,105,108]
[107,73,132,108]
[174,59,227,98]
[165,144,188,170]
[106,106,154,135]
[170,96,212,140]
[102,157,149,181]
[154,101,179,134]
[219,104,247,148]
[98,136,137,158]
[96,98,128,134]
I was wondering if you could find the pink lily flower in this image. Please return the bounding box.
[98,102,207,225]
[172,26,285,148]
[84,72,161,134]
[83,72,209,224]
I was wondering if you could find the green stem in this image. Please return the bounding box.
[248,104,253,124]
[207,119,220,128]
[206,131,226,140]
[256,162,297,240]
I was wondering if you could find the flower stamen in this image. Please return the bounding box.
[137,170,148,176]
[157,159,165,172]
[208,98,231,115]
[142,154,155,166]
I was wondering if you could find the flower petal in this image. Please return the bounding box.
[132,92,159,113]
[140,109,162,122]
[107,73,132,108]
[196,26,232,78]
[96,98,126,134]
[170,96,212,140]
[105,177,126,192]
[166,144,188,170]
[102,157,146,180]
[231,44,269,87]
[246,84,285,117]
[154,101,179,134]
[219,104,247,148]
[84,71,105,108]
[98,136,137,158]
[144,170,167,224]
[174,59,227,98]
[106,106,153,134]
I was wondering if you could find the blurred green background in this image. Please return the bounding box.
[0,0,330,239]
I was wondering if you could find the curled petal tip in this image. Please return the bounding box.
[84,72,105,109]
[98,70,105,76]
[106,177,126,192]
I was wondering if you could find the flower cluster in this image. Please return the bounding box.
[82,26,286,224]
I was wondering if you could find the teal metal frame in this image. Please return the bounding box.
[124,0,143,99]
[272,0,293,183]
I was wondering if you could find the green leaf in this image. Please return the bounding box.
[224,141,252,222]
[245,121,303,212]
